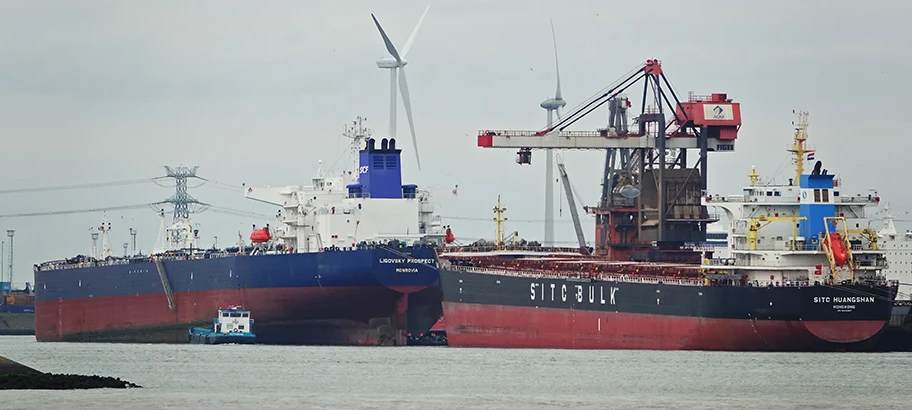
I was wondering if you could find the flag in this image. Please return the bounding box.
[807,152,815,161]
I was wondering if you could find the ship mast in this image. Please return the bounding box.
[342,116,372,184]
[99,213,113,259]
[786,110,810,184]
[748,166,760,186]
[493,195,507,249]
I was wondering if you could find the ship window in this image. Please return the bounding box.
[239,325,245,330]
[822,189,830,202]
[774,191,781,196]
[230,313,241,318]
[813,189,821,202]
[766,191,773,196]
[242,313,249,317]
[833,191,840,196]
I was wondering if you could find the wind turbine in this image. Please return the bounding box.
[539,19,566,247]
[371,5,430,170]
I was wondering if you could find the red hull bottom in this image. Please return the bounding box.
[443,302,888,351]
[36,286,430,345]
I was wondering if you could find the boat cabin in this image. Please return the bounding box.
[213,306,253,334]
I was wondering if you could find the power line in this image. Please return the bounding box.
[0,177,164,195]
[0,203,155,218]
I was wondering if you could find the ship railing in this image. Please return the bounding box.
[454,266,706,287]
[703,195,745,203]
[441,245,585,254]
[855,259,889,268]
[838,195,879,204]
[730,243,822,252]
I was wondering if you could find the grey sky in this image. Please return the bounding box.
[0,0,908,287]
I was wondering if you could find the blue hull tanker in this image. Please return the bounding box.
[35,119,449,345]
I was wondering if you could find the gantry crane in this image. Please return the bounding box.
[478,59,742,262]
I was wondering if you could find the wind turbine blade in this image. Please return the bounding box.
[550,18,562,100]
[398,66,420,170]
[401,4,430,59]
[371,13,402,63]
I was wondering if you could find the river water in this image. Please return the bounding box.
[0,336,909,409]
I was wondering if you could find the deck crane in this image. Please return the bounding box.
[478,59,742,262]
[555,154,589,255]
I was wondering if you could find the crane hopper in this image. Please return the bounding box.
[555,155,589,255]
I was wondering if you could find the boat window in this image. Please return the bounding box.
[833,191,840,197]
[222,313,229,317]
[822,189,830,202]
[774,191,781,196]
[766,191,772,196]
[230,313,241,318]
[239,325,245,330]
[813,189,821,202]
[242,313,249,317]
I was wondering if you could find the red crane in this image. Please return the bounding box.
[477,59,742,262]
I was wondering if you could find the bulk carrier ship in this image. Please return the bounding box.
[437,60,897,351]
[34,118,448,345]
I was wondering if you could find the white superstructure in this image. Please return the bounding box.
[242,119,445,253]
[875,205,912,299]
[701,111,890,287]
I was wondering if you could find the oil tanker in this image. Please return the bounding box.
[34,119,448,345]
[437,61,897,351]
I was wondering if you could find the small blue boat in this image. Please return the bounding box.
[188,306,256,345]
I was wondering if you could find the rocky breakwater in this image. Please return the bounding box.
[0,355,140,390]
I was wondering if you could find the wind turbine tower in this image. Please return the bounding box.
[539,19,566,247]
[371,5,430,170]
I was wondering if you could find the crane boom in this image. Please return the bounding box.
[556,155,588,255]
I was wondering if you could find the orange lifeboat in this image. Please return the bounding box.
[444,226,455,244]
[250,226,271,243]
[825,233,848,267]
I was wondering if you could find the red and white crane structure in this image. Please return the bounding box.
[478,59,742,261]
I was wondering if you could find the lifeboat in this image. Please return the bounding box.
[825,233,848,267]
[250,227,271,243]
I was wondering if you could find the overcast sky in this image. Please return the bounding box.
[0,0,909,287]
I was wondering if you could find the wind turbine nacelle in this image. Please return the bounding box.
[377,57,406,68]
[540,98,566,110]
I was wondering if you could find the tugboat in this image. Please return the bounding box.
[188,306,256,345]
